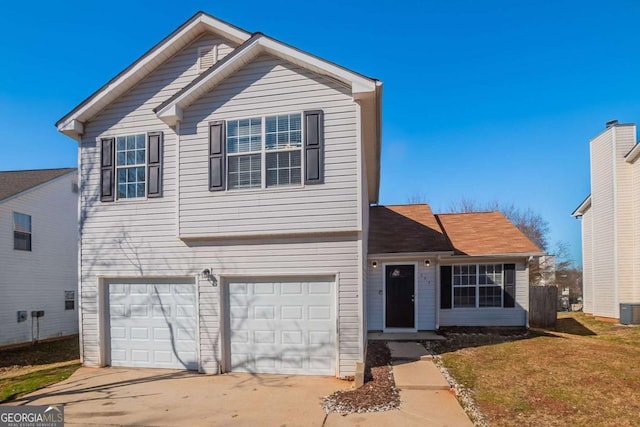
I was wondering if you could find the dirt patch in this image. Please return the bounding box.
[322,341,400,413]
[0,336,79,378]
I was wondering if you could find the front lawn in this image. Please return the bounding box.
[0,336,80,402]
[434,313,640,426]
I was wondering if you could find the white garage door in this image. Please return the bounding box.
[108,279,197,370]
[228,277,335,376]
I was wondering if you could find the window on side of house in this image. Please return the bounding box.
[13,212,32,251]
[64,290,75,310]
[226,113,303,190]
[116,134,146,199]
[453,264,505,308]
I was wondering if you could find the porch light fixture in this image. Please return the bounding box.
[201,268,211,278]
[424,259,431,268]
[372,261,378,269]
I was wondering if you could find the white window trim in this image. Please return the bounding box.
[225,112,305,192]
[452,263,505,309]
[114,133,148,201]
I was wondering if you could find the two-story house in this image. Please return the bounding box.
[573,120,640,322]
[57,12,541,377]
[0,168,78,347]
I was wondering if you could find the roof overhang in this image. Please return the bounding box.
[572,195,591,217]
[55,12,251,139]
[368,251,454,260]
[625,143,640,163]
[441,252,545,260]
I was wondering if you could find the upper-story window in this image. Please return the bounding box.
[116,134,146,199]
[226,113,302,190]
[13,212,32,251]
[100,132,162,202]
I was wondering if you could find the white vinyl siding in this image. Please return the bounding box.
[439,260,529,327]
[78,43,363,376]
[582,207,593,314]
[0,173,78,346]
[589,129,616,318]
[179,54,359,238]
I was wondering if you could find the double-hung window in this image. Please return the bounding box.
[452,264,504,308]
[13,212,31,251]
[116,134,146,199]
[226,113,302,190]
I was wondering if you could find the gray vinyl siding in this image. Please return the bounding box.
[439,261,529,327]
[582,208,593,314]
[589,129,617,318]
[0,173,78,346]
[366,259,437,331]
[78,42,363,376]
[178,54,359,237]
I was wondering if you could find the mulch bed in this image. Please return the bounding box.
[322,341,400,413]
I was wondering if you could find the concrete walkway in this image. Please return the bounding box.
[330,341,473,426]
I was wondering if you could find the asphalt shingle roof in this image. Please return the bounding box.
[436,211,543,256]
[369,204,543,256]
[0,168,76,202]
[369,204,452,254]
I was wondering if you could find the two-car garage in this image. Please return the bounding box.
[105,276,336,376]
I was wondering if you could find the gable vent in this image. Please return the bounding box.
[198,45,218,73]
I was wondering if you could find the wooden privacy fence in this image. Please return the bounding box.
[529,286,557,328]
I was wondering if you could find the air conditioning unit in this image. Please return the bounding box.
[620,303,640,325]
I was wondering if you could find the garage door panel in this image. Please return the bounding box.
[228,278,335,375]
[108,280,197,370]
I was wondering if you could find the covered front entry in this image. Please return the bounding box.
[384,264,416,330]
[106,278,198,370]
[226,277,336,376]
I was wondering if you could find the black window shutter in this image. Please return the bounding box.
[304,110,324,184]
[440,266,452,309]
[147,132,163,198]
[504,264,516,308]
[209,121,226,191]
[100,138,115,202]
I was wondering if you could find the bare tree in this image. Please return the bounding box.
[406,191,429,204]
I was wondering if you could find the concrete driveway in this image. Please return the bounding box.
[7,367,473,426]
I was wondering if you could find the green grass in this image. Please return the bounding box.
[435,313,640,426]
[0,363,80,403]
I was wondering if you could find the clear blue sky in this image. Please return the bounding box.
[3,0,640,265]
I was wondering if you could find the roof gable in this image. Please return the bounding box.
[56,11,251,139]
[0,168,76,202]
[154,33,379,126]
[436,211,543,256]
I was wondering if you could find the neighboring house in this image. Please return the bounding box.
[573,120,640,321]
[529,255,556,286]
[56,12,541,377]
[0,168,78,347]
[368,206,542,331]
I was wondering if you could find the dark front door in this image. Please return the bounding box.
[385,265,415,328]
